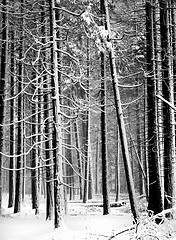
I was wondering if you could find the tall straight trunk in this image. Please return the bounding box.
[45,93,53,220]
[153,0,164,202]
[135,82,143,195]
[14,53,22,214]
[73,119,83,199]
[8,26,15,208]
[171,0,176,208]
[82,112,89,203]
[146,0,163,214]
[0,0,7,214]
[143,77,149,200]
[95,134,99,195]
[14,0,24,213]
[65,119,74,201]
[100,0,110,215]
[83,38,90,204]
[41,3,53,220]
[31,102,39,214]
[50,0,64,228]
[115,128,120,202]
[159,0,173,210]
[22,111,26,202]
[88,163,93,200]
[104,0,139,222]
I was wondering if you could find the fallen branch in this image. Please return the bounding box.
[81,201,126,208]
[107,225,135,240]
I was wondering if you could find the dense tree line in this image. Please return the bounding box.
[0,0,175,227]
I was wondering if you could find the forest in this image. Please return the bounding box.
[0,0,176,238]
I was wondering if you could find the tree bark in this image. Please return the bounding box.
[31,101,39,214]
[83,38,90,204]
[0,0,7,214]
[8,25,15,208]
[146,0,163,214]
[73,119,83,199]
[14,0,24,213]
[100,0,110,215]
[50,0,64,228]
[159,0,173,210]
[171,0,176,210]
[104,0,139,222]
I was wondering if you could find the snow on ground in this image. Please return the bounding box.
[1,194,176,240]
[0,194,133,240]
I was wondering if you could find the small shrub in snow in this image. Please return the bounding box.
[108,211,174,240]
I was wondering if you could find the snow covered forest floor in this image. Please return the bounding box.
[1,194,176,240]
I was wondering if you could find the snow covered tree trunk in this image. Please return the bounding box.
[104,0,139,222]
[83,39,90,204]
[0,0,8,214]
[50,0,64,228]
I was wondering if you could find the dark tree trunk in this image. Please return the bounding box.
[103,0,139,222]
[82,115,89,203]
[31,103,39,214]
[135,84,143,195]
[14,1,24,212]
[0,0,7,214]
[83,39,90,204]
[100,0,110,215]
[14,57,22,214]
[159,0,173,210]
[8,27,15,208]
[171,0,176,204]
[146,0,163,214]
[66,120,74,201]
[44,91,53,220]
[50,0,64,228]
[115,128,120,202]
[42,2,53,220]
[95,135,99,195]
[73,119,83,199]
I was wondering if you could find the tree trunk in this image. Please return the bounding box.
[95,134,99,195]
[8,25,15,208]
[50,0,64,228]
[14,0,24,213]
[115,128,120,202]
[31,101,39,214]
[83,39,90,204]
[100,0,110,215]
[0,0,7,214]
[42,3,53,220]
[104,0,139,222]
[146,0,163,214]
[73,119,83,199]
[171,0,176,210]
[135,83,143,195]
[159,0,173,211]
